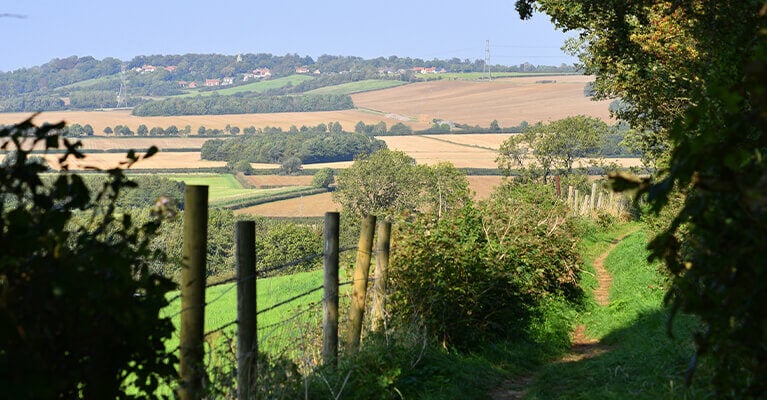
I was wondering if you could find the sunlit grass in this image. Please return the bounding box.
[525,228,714,399]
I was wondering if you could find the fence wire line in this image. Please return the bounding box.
[167,245,360,316]
[201,245,357,291]
[257,299,324,333]
[257,284,325,316]
[204,319,239,339]
[173,279,355,343]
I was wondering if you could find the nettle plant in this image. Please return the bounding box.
[0,117,178,399]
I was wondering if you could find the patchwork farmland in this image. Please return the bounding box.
[0,74,632,216]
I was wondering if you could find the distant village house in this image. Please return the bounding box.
[243,67,272,81]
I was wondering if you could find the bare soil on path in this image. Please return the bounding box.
[490,230,636,400]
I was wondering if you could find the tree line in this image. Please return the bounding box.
[131,93,353,116]
[200,122,386,165]
[0,52,577,112]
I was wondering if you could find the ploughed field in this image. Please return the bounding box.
[351,75,613,127]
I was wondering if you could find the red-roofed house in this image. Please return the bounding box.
[205,79,221,87]
[254,68,272,77]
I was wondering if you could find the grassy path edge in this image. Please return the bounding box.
[490,223,641,400]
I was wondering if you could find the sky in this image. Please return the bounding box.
[0,1,578,72]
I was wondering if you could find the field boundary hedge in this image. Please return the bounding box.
[216,187,329,210]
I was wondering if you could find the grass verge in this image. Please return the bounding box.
[524,228,714,399]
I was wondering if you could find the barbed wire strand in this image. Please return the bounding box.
[204,319,239,338]
[257,284,325,315]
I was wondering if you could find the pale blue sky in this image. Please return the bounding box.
[0,1,577,72]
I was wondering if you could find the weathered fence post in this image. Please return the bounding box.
[573,190,580,214]
[567,185,574,205]
[322,212,340,367]
[555,175,562,197]
[179,185,208,400]
[346,214,377,353]
[236,221,257,400]
[371,221,392,332]
[590,182,598,210]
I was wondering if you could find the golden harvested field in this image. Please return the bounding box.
[380,136,500,168]
[468,176,505,200]
[352,75,613,127]
[234,177,505,217]
[241,175,314,187]
[0,137,212,151]
[77,137,211,150]
[0,109,430,137]
[235,192,339,217]
[424,133,514,148]
[20,152,227,170]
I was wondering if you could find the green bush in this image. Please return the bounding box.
[389,183,583,348]
[311,167,334,188]
[0,119,177,398]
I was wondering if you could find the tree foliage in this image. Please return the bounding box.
[200,125,386,165]
[497,115,610,182]
[517,1,767,396]
[334,150,473,221]
[311,167,334,188]
[131,94,353,116]
[0,118,177,398]
[334,150,425,220]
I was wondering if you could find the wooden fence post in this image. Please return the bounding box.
[236,221,256,400]
[371,221,392,332]
[322,212,340,367]
[179,185,208,400]
[346,214,376,353]
[555,175,562,197]
[574,190,580,214]
[590,183,598,210]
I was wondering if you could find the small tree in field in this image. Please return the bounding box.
[311,167,334,188]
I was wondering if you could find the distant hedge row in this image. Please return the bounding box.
[131,94,354,116]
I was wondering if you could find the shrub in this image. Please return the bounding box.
[0,119,177,398]
[311,167,334,188]
[389,183,583,348]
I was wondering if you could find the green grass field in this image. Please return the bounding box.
[305,79,407,95]
[160,173,319,209]
[57,75,118,90]
[175,75,315,98]
[161,173,251,200]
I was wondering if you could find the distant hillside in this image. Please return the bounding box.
[0,53,577,113]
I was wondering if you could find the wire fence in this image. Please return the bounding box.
[173,196,389,398]
[181,245,368,379]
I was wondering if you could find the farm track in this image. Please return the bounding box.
[490,229,638,400]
